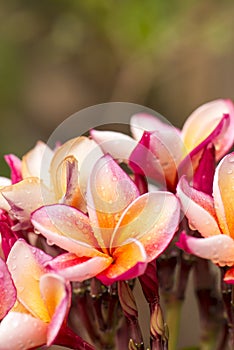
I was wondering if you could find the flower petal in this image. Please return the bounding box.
[179,114,231,184]
[4,154,22,184]
[0,257,16,319]
[177,232,234,266]
[181,99,234,159]
[90,129,137,161]
[87,154,139,249]
[97,239,147,285]
[130,113,181,141]
[130,130,183,191]
[0,311,48,350]
[31,204,102,257]
[58,156,86,212]
[111,191,180,261]
[47,253,112,282]
[223,267,234,284]
[50,136,103,200]
[177,177,221,237]
[21,141,54,187]
[1,178,55,230]
[40,273,70,346]
[7,240,52,322]
[213,152,234,238]
[191,143,215,195]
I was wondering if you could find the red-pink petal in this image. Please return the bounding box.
[177,232,234,266]
[47,253,112,282]
[4,154,22,184]
[192,143,216,195]
[32,204,101,257]
[0,257,16,319]
[130,130,183,191]
[130,113,181,141]
[0,311,48,350]
[181,99,234,160]
[177,177,221,237]
[223,267,234,284]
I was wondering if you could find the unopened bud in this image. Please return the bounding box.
[118,281,138,319]
[150,304,167,339]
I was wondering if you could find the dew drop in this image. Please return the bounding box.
[227,169,233,174]
[11,264,17,271]
[112,176,118,182]
[47,240,54,246]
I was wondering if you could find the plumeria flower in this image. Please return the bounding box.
[0,257,16,321]
[0,239,77,350]
[91,99,234,192]
[177,152,234,283]
[0,137,103,230]
[31,154,180,286]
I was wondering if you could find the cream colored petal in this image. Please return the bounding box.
[90,129,137,161]
[111,191,180,261]
[7,240,51,322]
[1,178,55,230]
[50,136,103,200]
[177,177,221,237]
[181,99,234,157]
[87,154,139,249]
[32,204,103,257]
[22,141,54,187]
[213,152,234,237]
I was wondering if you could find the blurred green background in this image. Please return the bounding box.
[1,0,233,348]
[1,0,234,165]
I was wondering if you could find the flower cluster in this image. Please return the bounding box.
[0,99,234,350]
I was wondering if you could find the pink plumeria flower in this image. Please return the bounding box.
[31,154,180,286]
[0,257,16,320]
[0,137,103,230]
[0,239,72,350]
[91,99,234,192]
[177,152,234,283]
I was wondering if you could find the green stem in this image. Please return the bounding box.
[166,298,183,350]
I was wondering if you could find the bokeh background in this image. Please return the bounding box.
[1,0,234,348]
